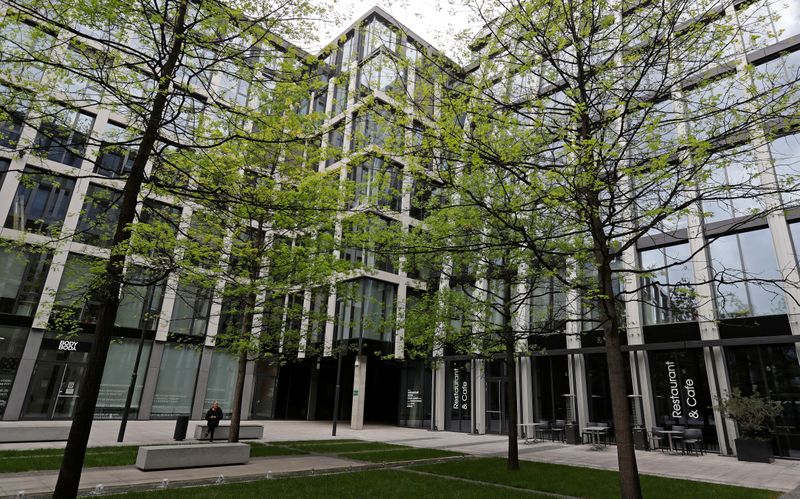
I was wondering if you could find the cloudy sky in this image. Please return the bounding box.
[308,0,481,60]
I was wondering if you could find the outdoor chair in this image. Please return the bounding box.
[582,422,597,444]
[651,426,666,452]
[535,420,552,441]
[681,429,705,455]
[551,419,566,442]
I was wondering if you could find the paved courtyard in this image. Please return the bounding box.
[1,419,799,497]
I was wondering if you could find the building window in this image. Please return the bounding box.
[702,148,762,222]
[709,228,786,318]
[325,121,345,167]
[359,53,404,95]
[169,279,213,336]
[53,253,103,325]
[33,106,94,168]
[362,19,397,56]
[348,156,402,211]
[769,133,800,208]
[151,342,201,417]
[74,184,122,247]
[335,278,397,344]
[115,266,166,331]
[0,84,28,148]
[95,122,138,178]
[95,338,152,419]
[204,349,238,412]
[351,109,398,149]
[0,326,29,418]
[0,246,52,317]
[4,167,75,235]
[640,243,697,325]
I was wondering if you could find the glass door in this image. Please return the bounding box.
[23,362,86,419]
[486,378,507,434]
[52,364,85,418]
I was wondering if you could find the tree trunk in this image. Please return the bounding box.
[503,270,519,470]
[594,239,642,499]
[228,226,264,442]
[53,3,189,497]
[228,348,249,442]
[505,338,519,470]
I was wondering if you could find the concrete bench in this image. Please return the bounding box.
[135,443,250,471]
[0,424,70,443]
[194,424,264,440]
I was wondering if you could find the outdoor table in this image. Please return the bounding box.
[661,430,684,453]
[584,426,609,449]
[518,422,544,444]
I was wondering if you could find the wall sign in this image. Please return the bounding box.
[406,389,422,408]
[665,361,699,420]
[40,338,92,353]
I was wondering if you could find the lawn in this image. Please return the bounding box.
[0,446,140,473]
[110,468,550,498]
[413,458,780,499]
[273,439,463,463]
[0,442,302,473]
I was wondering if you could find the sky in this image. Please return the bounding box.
[307,0,481,60]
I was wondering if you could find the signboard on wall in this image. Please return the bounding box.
[664,360,700,421]
[40,338,92,353]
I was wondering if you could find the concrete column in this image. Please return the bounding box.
[631,350,657,431]
[241,360,255,420]
[350,355,367,430]
[473,359,485,434]
[2,328,43,420]
[137,340,165,419]
[518,356,534,425]
[433,360,445,431]
[191,346,214,419]
[687,211,737,455]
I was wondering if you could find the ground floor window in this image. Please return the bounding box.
[0,326,28,418]
[151,343,200,417]
[398,361,431,428]
[648,348,719,450]
[445,359,471,433]
[725,344,800,458]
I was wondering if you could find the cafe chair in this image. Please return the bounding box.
[682,429,705,456]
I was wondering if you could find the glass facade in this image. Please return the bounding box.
[335,278,397,344]
[0,246,52,317]
[725,344,800,458]
[204,349,239,412]
[151,343,201,417]
[709,228,786,318]
[0,326,28,418]
[4,168,75,234]
[649,349,719,449]
[95,338,152,419]
[640,243,696,325]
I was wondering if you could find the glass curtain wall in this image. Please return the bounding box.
[151,343,201,417]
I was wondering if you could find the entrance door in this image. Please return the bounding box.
[445,360,471,432]
[486,378,507,434]
[24,362,86,419]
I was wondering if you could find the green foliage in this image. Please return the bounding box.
[715,389,784,439]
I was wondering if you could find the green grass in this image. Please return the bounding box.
[0,442,305,473]
[344,448,462,463]
[247,442,307,457]
[278,441,408,454]
[413,458,781,499]
[110,469,549,498]
[0,446,139,473]
[274,439,364,446]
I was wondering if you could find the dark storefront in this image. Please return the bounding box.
[445,359,471,433]
[648,348,719,450]
[531,355,571,422]
[725,344,800,458]
[399,360,431,428]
